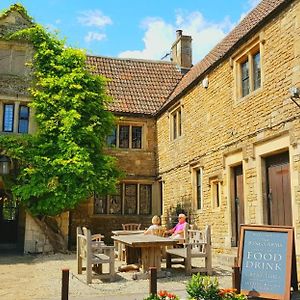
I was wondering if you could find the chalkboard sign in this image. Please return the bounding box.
[238,225,297,300]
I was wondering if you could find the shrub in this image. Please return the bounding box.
[186,274,221,300]
[186,274,247,300]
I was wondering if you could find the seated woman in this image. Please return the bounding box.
[168,213,188,240]
[144,215,161,235]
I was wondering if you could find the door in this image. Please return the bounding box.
[0,190,18,244]
[266,152,292,226]
[231,165,244,246]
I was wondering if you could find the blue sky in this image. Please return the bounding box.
[0,0,260,63]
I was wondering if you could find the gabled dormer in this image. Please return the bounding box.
[0,4,35,133]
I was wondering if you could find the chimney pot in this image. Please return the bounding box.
[176,30,183,38]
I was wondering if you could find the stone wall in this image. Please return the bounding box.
[70,115,159,247]
[23,213,53,253]
[157,0,300,264]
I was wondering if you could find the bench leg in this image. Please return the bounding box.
[166,253,172,268]
[185,257,192,275]
[109,252,115,282]
[86,256,92,284]
[206,256,213,275]
[77,256,83,274]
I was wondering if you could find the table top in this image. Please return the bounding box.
[111,230,145,236]
[111,233,177,248]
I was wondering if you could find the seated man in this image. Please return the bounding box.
[168,213,187,240]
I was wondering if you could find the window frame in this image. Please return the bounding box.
[233,38,263,101]
[94,182,152,216]
[210,179,221,209]
[18,105,30,133]
[170,105,183,141]
[3,103,14,132]
[0,47,27,76]
[107,123,144,149]
[191,166,203,210]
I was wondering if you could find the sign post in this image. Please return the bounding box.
[238,225,298,300]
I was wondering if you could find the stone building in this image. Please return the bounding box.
[156,0,300,266]
[1,0,300,271]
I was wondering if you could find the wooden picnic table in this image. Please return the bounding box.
[112,233,177,272]
[112,230,145,261]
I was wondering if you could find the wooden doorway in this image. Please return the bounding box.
[0,190,18,245]
[266,152,292,226]
[231,165,244,247]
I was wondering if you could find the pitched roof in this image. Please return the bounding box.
[159,0,293,114]
[86,56,182,116]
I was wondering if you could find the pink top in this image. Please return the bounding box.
[173,222,187,235]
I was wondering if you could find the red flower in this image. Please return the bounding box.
[158,290,168,297]
[166,292,177,299]
[218,288,237,297]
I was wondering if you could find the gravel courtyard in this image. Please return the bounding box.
[0,252,233,300]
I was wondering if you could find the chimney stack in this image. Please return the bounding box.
[171,30,192,74]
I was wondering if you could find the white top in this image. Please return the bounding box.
[144,224,161,234]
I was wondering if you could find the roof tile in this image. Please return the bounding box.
[86,56,182,115]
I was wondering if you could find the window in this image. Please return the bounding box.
[0,48,26,76]
[239,50,261,98]
[196,169,202,209]
[94,183,152,215]
[139,184,152,215]
[234,40,262,100]
[3,104,14,132]
[170,106,182,140]
[240,50,261,97]
[119,125,129,148]
[18,105,29,133]
[241,59,249,97]
[106,127,117,147]
[253,52,261,90]
[106,124,143,149]
[211,180,221,208]
[124,184,137,214]
[132,126,142,149]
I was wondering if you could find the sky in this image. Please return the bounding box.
[0,0,261,64]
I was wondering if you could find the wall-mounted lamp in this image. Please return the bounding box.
[0,156,10,175]
[202,77,209,89]
[290,87,300,108]
[290,87,299,98]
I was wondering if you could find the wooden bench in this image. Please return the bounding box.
[77,227,115,284]
[166,225,212,275]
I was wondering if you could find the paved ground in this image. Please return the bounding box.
[1,252,299,300]
[0,252,232,300]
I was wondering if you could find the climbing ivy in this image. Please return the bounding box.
[2,10,121,216]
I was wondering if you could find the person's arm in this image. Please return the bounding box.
[168,224,177,234]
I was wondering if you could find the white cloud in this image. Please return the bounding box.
[118,11,234,63]
[78,10,112,28]
[119,18,174,60]
[85,32,106,43]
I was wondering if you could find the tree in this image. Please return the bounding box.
[3,12,121,217]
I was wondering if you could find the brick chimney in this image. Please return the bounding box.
[171,30,192,73]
